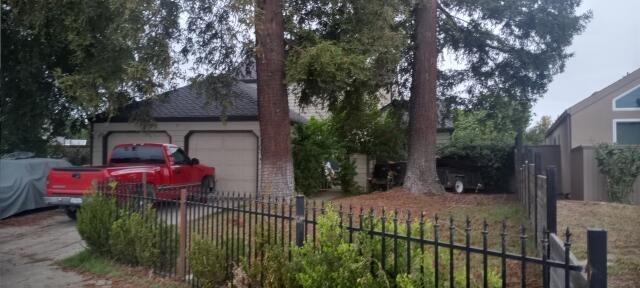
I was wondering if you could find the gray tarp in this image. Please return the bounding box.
[0,158,72,219]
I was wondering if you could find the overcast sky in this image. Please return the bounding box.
[531,0,640,123]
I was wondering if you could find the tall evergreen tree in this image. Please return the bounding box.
[184,0,294,196]
[255,0,295,196]
[404,0,443,193]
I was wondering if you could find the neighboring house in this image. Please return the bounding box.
[380,99,455,145]
[544,67,640,203]
[90,80,306,195]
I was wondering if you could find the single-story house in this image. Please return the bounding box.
[544,67,640,203]
[90,80,306,195]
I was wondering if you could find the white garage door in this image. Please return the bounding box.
[105,132,171,163]
[188,132,258,195]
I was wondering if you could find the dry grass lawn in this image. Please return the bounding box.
[557,200,640,288]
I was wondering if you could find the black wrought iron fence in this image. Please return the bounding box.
[95,180,605,288]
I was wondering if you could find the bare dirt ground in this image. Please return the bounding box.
[557,200,640,288]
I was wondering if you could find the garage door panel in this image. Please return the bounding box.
[191,137,223,149]
[188,132,257,195]
[105,132,171,163]
[223,136,255,149]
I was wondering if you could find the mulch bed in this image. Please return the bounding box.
[329,187,517,217]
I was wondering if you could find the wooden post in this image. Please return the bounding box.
[587,229,607,288]
[177,189,187,279]
[142,173,147,198]
[546,166,557,234]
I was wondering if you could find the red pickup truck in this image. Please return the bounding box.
[45,143,215,218]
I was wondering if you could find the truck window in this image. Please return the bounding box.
[168,147,189,165]
[110,146,165,164]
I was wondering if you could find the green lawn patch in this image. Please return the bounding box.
[58,250,120,277]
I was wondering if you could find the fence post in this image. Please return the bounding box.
[177,189,187,279]
[142,173,147,198]
[587,229,607,288]
[529,163,535,218]
[534,153,541,245]
[295,195,305,247]
[546,166,557,234]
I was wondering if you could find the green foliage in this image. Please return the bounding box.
[292,118,340,195]
[440,110,515,190]
[77,193,119,256]
[1,0,180,154]
[524,116,553,145]
[294,205,385,288]
[188,236,228,288]
[448,109,517,146]
[58,250,119,277]
[293,115,402,195]
[109,209,161,267]
[338,156,362,195]
[595,144,640,203]
[245,244,298,288]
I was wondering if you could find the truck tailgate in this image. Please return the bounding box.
[47,167,106,196]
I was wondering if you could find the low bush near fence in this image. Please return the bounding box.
[110,208,161,266]
[76,193,119,256]
[76,190,178,274]
[188,236,228,288]
[595,143,640,203]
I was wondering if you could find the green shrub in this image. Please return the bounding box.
[292,118,340,195]
[245,244,298,288]
[595,144,640,203]
[188,236,228,288]
[77,193,119,255]
[338,156,362,194]
[109,209,160,266]
[438,143,514,190]
[294,205,385,288]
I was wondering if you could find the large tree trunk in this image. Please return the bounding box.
[403,0,444,194]
[255,0,294,197]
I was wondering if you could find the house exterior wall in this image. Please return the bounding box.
[350,153,369,192]
[571,146,640,204]
[570,77,640,147]
[91,121,261,165]
[546,70,640,202]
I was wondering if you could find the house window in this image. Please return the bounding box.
[613,85,640,110]
[614,120,640,144]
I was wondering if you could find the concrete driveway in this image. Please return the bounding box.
[0,203,217,288]
[0,208,85,288]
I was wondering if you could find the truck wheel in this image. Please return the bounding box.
[65,207,77,220]
[454,180,464,194]
[200,176,215,203]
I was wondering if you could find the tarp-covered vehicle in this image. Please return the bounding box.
[0,156,72,219]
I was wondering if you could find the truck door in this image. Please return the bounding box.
[169,147,193,185]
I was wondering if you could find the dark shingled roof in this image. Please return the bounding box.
[93,81,307,123]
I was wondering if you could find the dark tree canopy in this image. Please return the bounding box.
[1,0,180,154]
[434,0,590,112]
